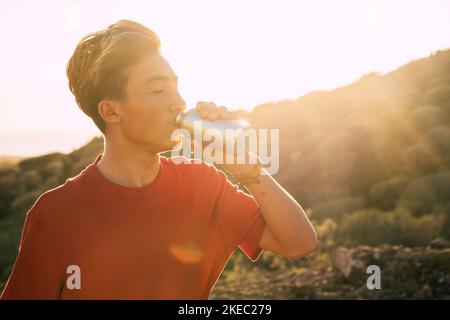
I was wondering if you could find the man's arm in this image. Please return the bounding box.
[195,101,317,259]
[246,171,317,258]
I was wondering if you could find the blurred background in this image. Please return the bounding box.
[1,0,450,299]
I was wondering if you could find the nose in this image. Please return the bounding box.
[170,93,186,114]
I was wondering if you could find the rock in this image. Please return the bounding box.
[211,242,450,299]
[333,248,365,279]
[430,238,450,249]
[419,249,450,272]
[419,285,431,299]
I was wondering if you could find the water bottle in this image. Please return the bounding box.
[175,109,250,135]
[175,109,254,160]
[176,109,266,164]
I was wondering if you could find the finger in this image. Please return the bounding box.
[217,106,228,113]
[196,101,208,112]
[205,102,218,112]
[217,106,231,120]
[207,108,219,121]
[199,109,209,119]
[203,102,219,120]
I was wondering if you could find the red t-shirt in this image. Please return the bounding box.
[1,155,265,299]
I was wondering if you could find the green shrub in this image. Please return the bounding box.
[315,218,337,247]
[399,172,450,215]
[410,106,449,132]
[0,221,21,286]
[369,175,409,210]
[19,170,42,192]
[340,208,444,246]
[424,85,450,110]
[0,169,23,203]
[43,160,65,179]
[10,190,42,218]
[310,197,365,221]
[402,143,439,174]
[426,126,450,162]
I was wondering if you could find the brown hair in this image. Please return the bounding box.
[66,20,161,134]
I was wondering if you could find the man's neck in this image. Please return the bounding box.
[96,140,161,188]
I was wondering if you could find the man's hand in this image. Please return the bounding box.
[195,101,258,177]
[196,101,240,121]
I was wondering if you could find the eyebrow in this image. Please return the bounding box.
[144,75,178,86]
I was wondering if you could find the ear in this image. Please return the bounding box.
[98,100,121,124]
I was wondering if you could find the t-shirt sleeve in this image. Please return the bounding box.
[0,200,64,300]
[211,166,266,262]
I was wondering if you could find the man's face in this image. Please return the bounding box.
[115,52,186,152]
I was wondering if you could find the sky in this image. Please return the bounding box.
[1,0,450,156]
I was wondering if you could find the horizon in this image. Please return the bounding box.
[1,0,450,157]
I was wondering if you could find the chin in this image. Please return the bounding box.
[157,139,178,154]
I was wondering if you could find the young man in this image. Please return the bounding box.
[1,20,316,299]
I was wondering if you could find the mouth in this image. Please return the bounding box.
[172,118,180,128]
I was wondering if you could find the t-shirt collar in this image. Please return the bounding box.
[84,154,165,197]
